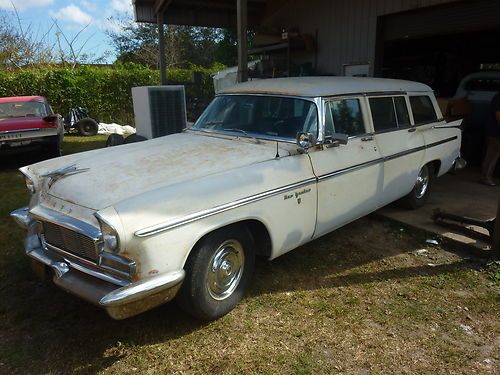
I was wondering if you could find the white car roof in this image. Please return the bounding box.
[221,76,431,97]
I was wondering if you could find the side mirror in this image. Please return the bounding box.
[296,132,317,151]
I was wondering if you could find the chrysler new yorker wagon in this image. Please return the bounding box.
[11,77,463,320]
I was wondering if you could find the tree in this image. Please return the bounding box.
[107,17,238,68]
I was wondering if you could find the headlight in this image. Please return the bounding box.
[95,214,120,253]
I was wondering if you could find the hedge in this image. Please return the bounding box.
[0,63,223,125]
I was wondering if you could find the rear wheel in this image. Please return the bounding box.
[177,225,255,320]
[77,118,98,136]
[400,164,434,209]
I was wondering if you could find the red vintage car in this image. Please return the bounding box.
[0,96,63,157]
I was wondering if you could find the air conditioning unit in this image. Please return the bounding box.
[132,86,187,139]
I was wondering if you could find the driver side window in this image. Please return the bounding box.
[325,98,365,137]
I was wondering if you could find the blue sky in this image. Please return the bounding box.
[0,0,135,62]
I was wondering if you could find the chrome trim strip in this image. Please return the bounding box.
[317,157,384,181]
[0,128,42,134]
[135,135,458,238]
[30,205,101,241]
[135,177,317,237]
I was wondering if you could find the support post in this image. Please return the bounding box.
[493,192,500,257]
[157,11,167,85]
[237,0,248,83]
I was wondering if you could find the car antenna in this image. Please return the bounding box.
[275,141,280,158]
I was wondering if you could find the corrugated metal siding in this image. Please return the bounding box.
[262,0,459,75]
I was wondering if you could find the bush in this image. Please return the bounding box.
[0,63,221,125]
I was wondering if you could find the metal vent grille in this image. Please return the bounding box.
[149,87,186,138]
[43,221,98,261]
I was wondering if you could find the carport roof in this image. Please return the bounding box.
[133,0,272,28]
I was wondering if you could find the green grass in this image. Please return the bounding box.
[0,135,499,374]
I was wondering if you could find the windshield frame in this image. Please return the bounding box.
[190,93,322,144]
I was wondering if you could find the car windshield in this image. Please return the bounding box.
[192,95,318,141]
[0,100,49,119]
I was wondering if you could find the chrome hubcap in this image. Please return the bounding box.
[206,240,245,300]
[415,166,430,199]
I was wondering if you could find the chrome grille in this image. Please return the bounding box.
[42,221,99,261]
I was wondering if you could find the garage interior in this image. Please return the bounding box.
[377,0,500,166]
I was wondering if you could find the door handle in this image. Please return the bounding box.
[408,128,417,133]
[361,136,374,142]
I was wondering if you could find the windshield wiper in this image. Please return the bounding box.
[223,128,260,144]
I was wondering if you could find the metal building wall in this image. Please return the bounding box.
[262,0,459,76]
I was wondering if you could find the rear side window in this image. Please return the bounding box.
[369,97,397,131]
[394,97,410,127]
[325,98,365,136]
[410,96,438,124]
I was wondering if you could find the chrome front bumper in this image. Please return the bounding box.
[11,207,185,320]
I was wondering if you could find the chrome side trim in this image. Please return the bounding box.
[0,128,41,134]
[135,177,317,237]
[317,157,384,182]
[30,205,101,240]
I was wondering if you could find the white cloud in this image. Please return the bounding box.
[0,0,54,11]
[111,0,132,15]
[49,4,92,25]
[80,0,96,12]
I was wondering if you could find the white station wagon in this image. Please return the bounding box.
[12,77,463,320]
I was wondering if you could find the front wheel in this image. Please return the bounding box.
[400,164,434,209]
[177,225,255,320]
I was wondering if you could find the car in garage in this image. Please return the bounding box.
[0,96,63,157]
[11,77,463,321]
[454,71,500,164]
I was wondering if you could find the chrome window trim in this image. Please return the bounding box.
[135,136,458,238]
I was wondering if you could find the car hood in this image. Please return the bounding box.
[26,132,289,210]
[0,117,52,131]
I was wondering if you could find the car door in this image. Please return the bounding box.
[309,96,384,238]
[369,95,425,206]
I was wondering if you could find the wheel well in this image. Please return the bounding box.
[429,160,441,176]
[190,220,272,262]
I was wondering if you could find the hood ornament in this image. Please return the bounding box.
[42,164,90,188]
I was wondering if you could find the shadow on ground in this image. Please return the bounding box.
[0,214,479,374]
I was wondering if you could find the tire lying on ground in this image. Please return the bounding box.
[76,118,99,136]
[105,134,124,147]
[124,134,147,144]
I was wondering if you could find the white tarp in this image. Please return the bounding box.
[98,123,136,135]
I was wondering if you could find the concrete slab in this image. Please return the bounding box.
[377,167,498,253]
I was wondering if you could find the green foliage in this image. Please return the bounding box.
[0,63,221,125]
